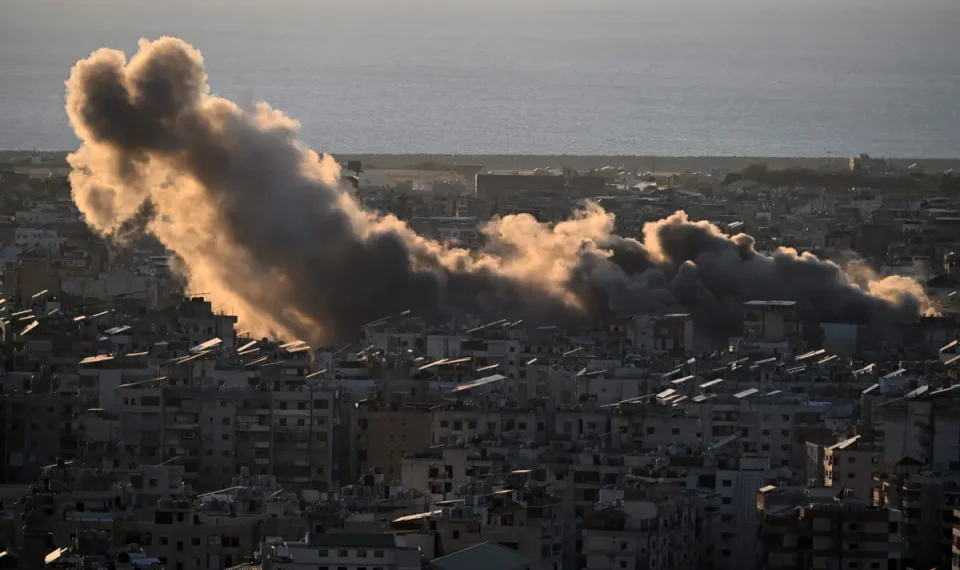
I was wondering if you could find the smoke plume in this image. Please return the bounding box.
[66,38,931,346]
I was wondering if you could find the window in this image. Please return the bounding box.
[357,550,367,558]
[722,480,732,487]
[721,514,732,522]
[318,550,329,557]
[192,538,200,546]
[222,434,230,441]
[761,444,769,451]
[646,427,656,434]
[781,415,790,421]
[848,472,857,479]
[440,420,449,428]
[847,543,858,550]
[452,530,460,539]
[337,550,348,557]
[672,428,679,435]
[176,541,183,552]
[453,421,463,430]
[847,456,856,463]
[722,497,731,505]
[160,537,168,545]
[761,429,770,436]
[222,418,230,425]
[721,550,731,557]
[374,551,384,558]
[620,563,627,569]
[781,445,789,451]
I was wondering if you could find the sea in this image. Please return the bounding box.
[1,0,959,157]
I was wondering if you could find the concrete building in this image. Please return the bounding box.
[823,435,879,499]
[874,398,960,473]
[581,488,703,570]
[735,300,802,355]
[428,542,531,570]
[875,472,960,569]
[259,533,421,570]
[117,382,339,493]
[114,498,262,570]
[758,486,904,570]
[353,404,434,484]
[0,391,80,483]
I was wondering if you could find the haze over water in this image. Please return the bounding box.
[2,0,959,157]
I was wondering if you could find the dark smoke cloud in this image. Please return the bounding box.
[65,38,931,347]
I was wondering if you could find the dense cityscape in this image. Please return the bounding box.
[3,141,960,570]
[0,20,959,570]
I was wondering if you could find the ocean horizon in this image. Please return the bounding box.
[2,0,959,157]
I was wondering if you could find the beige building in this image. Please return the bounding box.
[823,435,878,499]
[354,404,434,484]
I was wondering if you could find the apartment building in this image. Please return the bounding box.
[874,399,960,472]
[353,404,434,484]
[427,486,566,570]
[0,391,80,483]
[114,498,262,570]
[875,472,960,569]
[117,382,338,493]
[758,487,904,570]
[823,436,878,499]
[581,488,704,570]
[260,533,422,570]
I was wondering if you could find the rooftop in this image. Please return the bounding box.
[430,542,531,570]
[306,533,398,549]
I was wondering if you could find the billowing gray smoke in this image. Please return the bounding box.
[65,38,931,346]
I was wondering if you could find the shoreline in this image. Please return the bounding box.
[4,150,959,173]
